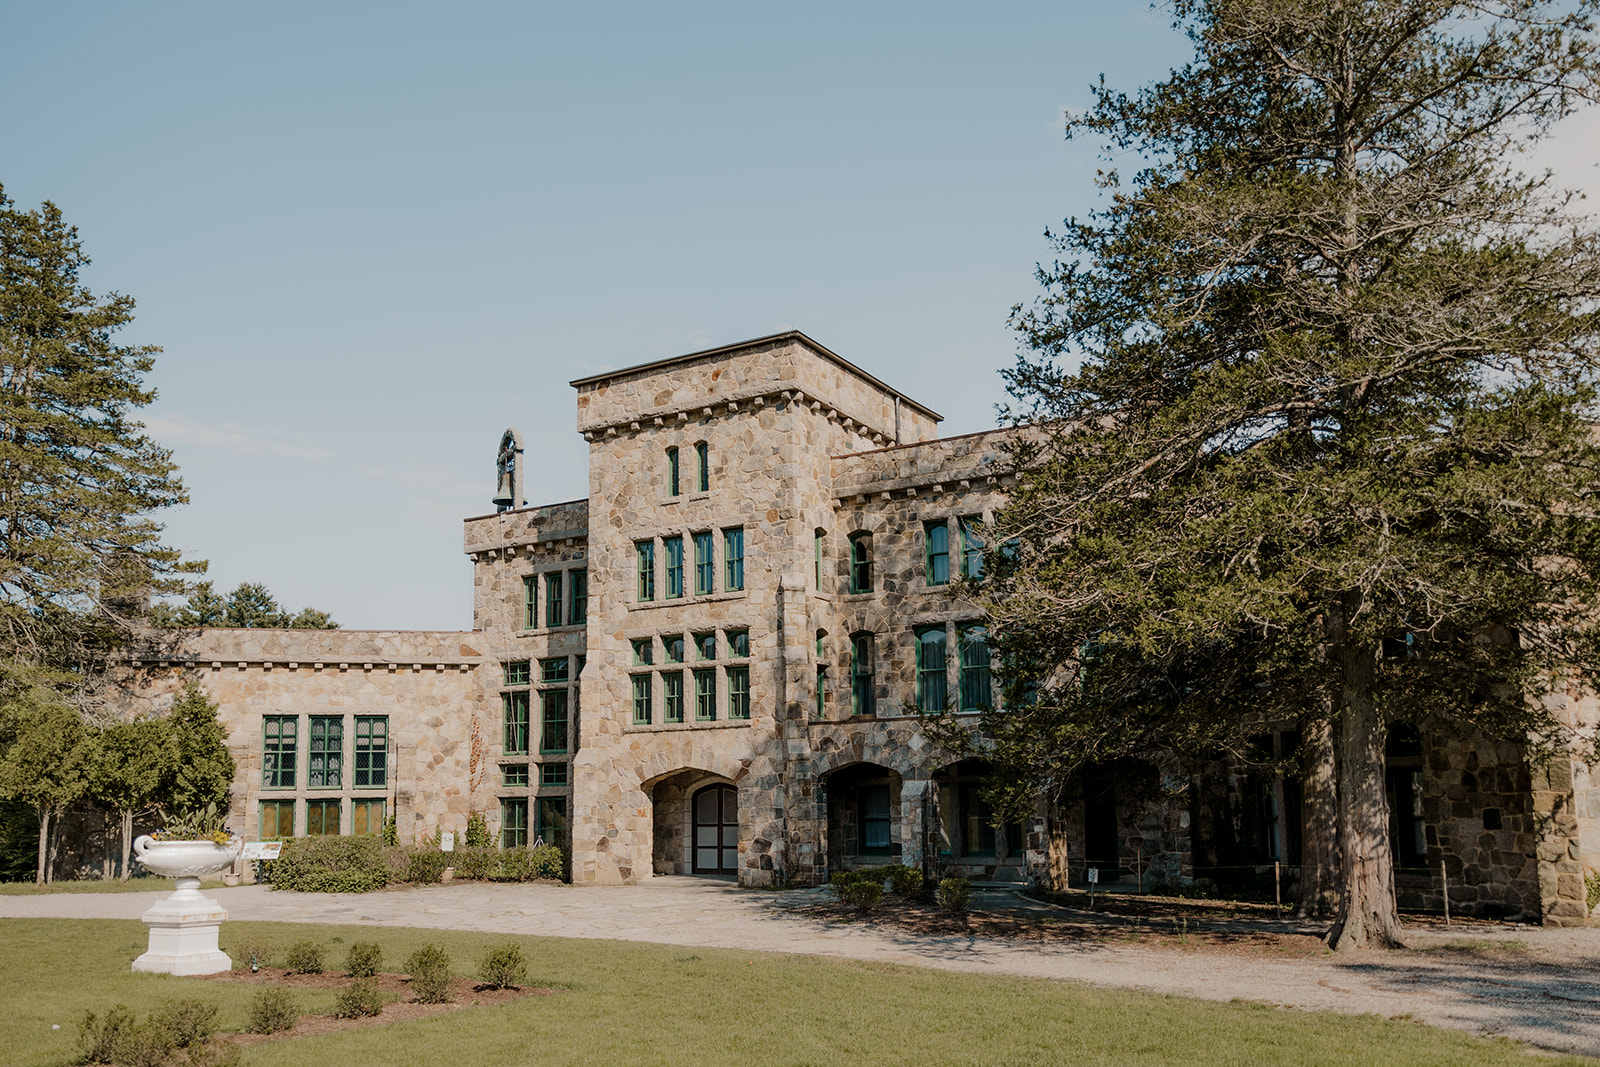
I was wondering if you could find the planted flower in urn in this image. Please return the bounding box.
[135,803,241,883]
[131,801,241,976]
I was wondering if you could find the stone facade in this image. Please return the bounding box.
[112,330,1600,925]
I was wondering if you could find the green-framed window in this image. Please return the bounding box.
[694,631,716,661]
[727,666,750,720]
[816,629,828,719]
[664,633,685,663]
[664,670,685,723]
[723,527,744,591]
[814,528,824,587]
[306,799,341,836]
[545,572,563,627]
[860,785,892,854]
[539,762,568,786]
[263,715,297,789]
[523,576,538,628]
[727,629,749,657]
[916,625,948,712]
[694,668,716,722]
[541,690,569,753]
[666,446,681,497]
[354,715,388,788]
[632,674,653,725]
[959,516,984,579]
[924,521,950,585]
[501,797,528,848]
[849,533,872,593]
[664,536,684,599]
[535,796,569,847]
[259,799,294,840]
[569,569,588,624]
[632,638,654,665]
[695,441,710,492]
[851,633,875,717]
[636,541,655,602]
[352,798,386,836]
[541,657,570,685]
[308,715,343,789]
[503,691,530,755]
[503,660,530,686]
[959,624,991,711]
[502,763,530,787]
[693,531,714,595]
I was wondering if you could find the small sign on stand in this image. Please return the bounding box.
[441,832,455,853]
[1087,866,1099,909]
[241,842,282,861]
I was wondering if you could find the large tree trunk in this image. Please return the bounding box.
[1328,633,1405,950]
[120,810,134,882]
[34,805,48,886]
[1297,702,1340,918]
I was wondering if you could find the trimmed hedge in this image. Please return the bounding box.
[263,835,569,892]
[265,836,391,893]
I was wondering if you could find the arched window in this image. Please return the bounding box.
[666,446,681,497]
[849,532,872,593]
[815,629,829,719]
[695,441,710,492]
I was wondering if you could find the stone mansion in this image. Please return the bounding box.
[119,331,1599,924]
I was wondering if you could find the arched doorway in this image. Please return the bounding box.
[692,784,739,874]
[823,762,902,871]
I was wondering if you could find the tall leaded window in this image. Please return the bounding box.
[664,670,685,723]
[959,624,991,711]
[632,674,653,725]
[693,531,714,595]
[860,785,891,853]
[723,527,744,591]
[352,798,385,836]
[816,630,828,719]
[536,796,569,847]
[501,797,528,848]
[545,572,563,627]
[851,633,875,717]
[959,516,984,579]
[727,666,750,720]
[260,799,294,839]
[263,715,297,789]
[849,533,872,593]
[916,625,948,712]
[503,691,530,755]
[694,668,716,721]
[666,446,681,496]
[523,576,538,629]
[569,569,588,624]
[924,521,950,585]
[306,799,341,835]
[695,441,710,492]
[541,690,569,753]
[308,716,343,788]
[664,536,684,599]
[636,541,655,602]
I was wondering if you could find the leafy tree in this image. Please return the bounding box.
[160,682,234,823]
[86,718,171,881]
[978,0,1600,949]
[0,680,95,883]
[149,580,338,630]
[0,187,192,661]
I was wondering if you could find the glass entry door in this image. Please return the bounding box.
[693,784,739,874]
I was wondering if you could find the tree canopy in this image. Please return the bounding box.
[970,0,1600,948]
[148,580,339,630]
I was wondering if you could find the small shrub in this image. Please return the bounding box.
[405,944,453,1004]
[78,1004,135,1064]
[345,941,383,977]
[153,997,219,1047]
[451,846,498,881]
[887,865,924,898]
[404,848,450,884]
[464,811,493,848]
[490,842,566,881]
[107,1020,176,1067]
[285,939,325,975]
[478,942,527,989]
[228,937,273,972]
[382,814,399,847]
[187,1039,243,1067]
[937,876,972,914]
[267,835,391,893]
[248,985,299,1034]
[842,880,883,913]
[333,976,386,1018]
[1587,871,1600,913]
[830,870,861,900]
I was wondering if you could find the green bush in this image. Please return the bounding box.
[285,940,325,975]
[345,941,383,977]
[227,937,273,972]
[248,985,299,1034]
[108,1020,175,1067]
[842,880,883,913]
[266,835,391,893]
[152,997,219,1047]
[477,942,527,990]
[887,865,924,898]
[405,944,453,1004]
[465,811,493,848]
[382,814,399,847]
[403,848,450,884]
[186,1039,243,1067]
[450,845,499,881]
[830,870,861,900]
[333,976,386,1018]
[1586,871,1600,913]
[936,876,972,914]
[489,842,566,881]
[77,1004,135,1064]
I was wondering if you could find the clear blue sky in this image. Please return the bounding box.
[4,4,1596,630]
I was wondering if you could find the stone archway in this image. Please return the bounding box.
[822,762,902,871]
[646,768,738,876]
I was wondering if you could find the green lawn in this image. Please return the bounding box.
[0,919,1587,1067]
[0,878,228,896]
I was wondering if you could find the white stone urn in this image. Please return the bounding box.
[130,835,242,976]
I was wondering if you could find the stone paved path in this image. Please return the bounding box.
[6,878,1599,1058]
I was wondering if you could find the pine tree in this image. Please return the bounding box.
[86,718,171,881]
[983,0,1600,948]
[161,682,234,821]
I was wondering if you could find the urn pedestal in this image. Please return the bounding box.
[129,836,241,976]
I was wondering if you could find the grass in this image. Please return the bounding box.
[0,877,228,895]
[0,918,1591,1067]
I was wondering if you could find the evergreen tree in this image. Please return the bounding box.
[0,681,95,883]
[160,682,234,822]
[148,580,338,629]
[980,0,1600,948]
[86,718,171,881]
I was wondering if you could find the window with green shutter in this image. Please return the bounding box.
[636,541,655,602]
[694,669,716,721]
[545,572,563,627]
[664,536,684,598]
[263,716,297,789]
[727,666,750,720]
[693,531,714,594]
[664,670,685,723]
[354,716,387,788]
[569,569,588,624]
[308,716,342,789]
[916,625,949,712]
[503,691,530,755]
[723,527,744,590]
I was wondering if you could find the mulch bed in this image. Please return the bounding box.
[200,968,555,1046]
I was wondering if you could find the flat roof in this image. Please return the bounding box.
[568,330,943,423]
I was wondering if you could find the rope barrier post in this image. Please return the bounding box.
[1274,860,1281,913]
[1441,859,1450,926]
